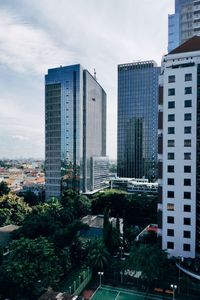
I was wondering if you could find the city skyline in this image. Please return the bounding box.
[0,0,173,159]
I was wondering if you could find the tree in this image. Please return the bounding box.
[22,190,39,206]
[89,239,110,271]
[58,247,72,275]
[0,181,10,196]
[13,212,60,240]
[0,237,61,299]
[61,189,91,219]
[52,220,89,250]
[0,194,31,225]
[0,208,11,226]
[70,237,90,267]
[128,243,168,290]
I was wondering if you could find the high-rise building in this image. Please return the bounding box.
[168,0,200,52]
[117,61,160,180]
[158,36,200,258]
[45,64,108,200]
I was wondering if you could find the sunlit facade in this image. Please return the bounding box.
[45,65,108,200]
[158,36,200,258]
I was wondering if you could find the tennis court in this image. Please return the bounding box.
[90,285,165,300]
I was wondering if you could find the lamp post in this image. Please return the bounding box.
[170,284,177,300]
[119,246,124,260]
[79,275,81,286]
[120,270,123,284]
[178,256,184,294]
[98,271,104,286]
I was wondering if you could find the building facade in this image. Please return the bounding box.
[117,61,160,180]
[158,36,200,258]
[45,64,108,200]
[168,0,200,52]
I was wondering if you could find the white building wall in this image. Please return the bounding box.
[162,51,200,258]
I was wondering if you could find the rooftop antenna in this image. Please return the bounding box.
[94,68,97,80]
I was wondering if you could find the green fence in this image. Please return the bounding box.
[59,266,92,295]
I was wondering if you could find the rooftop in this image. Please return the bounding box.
[169,36,200,54]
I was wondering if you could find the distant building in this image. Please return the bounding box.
[168,0,200,52]
[45,65,108,200]
[117,61,160,180]
[110,177,158,194]
[0,224,19,253]
[158,36,200,258]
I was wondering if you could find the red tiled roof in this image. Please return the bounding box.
[169,36,200,55]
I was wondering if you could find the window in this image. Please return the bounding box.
[184,218,191,225]
[168,127,175,134]
[167,242,174,249]
[168,216,174,224]
[185,100,192,107]
[184,166,191,173]
[167,229,174,236]
[168,101,175,109]
[168,114,175,121]
[184,191,191,199]
[168,178,174,185]
[168,75,175,83]
[184,205,191,212]
[184,139,191,147]
[168,191,174,198]
[168,88,175,96]
[184,126,191,134]
[185,74,192,81]
[184,152,191,160]
[167,203,175,211]
[185,87,192,94]
[168,165,174,172]
[184,113,192,121]
[184,179,191,186]
[168,140,175,147]
[184,231,191,238]
[168,153,175,160]
[183,244,191,251]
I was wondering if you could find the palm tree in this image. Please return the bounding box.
[89,239,110,271]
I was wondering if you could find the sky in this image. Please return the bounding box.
[0,0,174,159]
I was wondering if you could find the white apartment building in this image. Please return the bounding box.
[158,36,200,258]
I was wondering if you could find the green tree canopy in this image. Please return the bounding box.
[128,243,168,288]
[0,181,10,196]
[21,190,39,206]
[0,194,31,226]
[0,237,61,299]
[61,189,91,219]
[89,239,110,271]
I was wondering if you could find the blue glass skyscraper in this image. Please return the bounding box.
[117,61,160,180]
[45,64,108,200]
[168,0,200,53]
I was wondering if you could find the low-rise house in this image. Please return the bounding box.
[0,224,19,254]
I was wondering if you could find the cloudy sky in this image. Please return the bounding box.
[0,0,174,159]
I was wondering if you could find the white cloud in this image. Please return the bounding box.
[12,135,29,141]
[0,8,74,74]
[0,0,174,159]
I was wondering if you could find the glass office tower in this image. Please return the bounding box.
[45,64,108,200]
[117,61,160,180]
[168,0,200,52]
